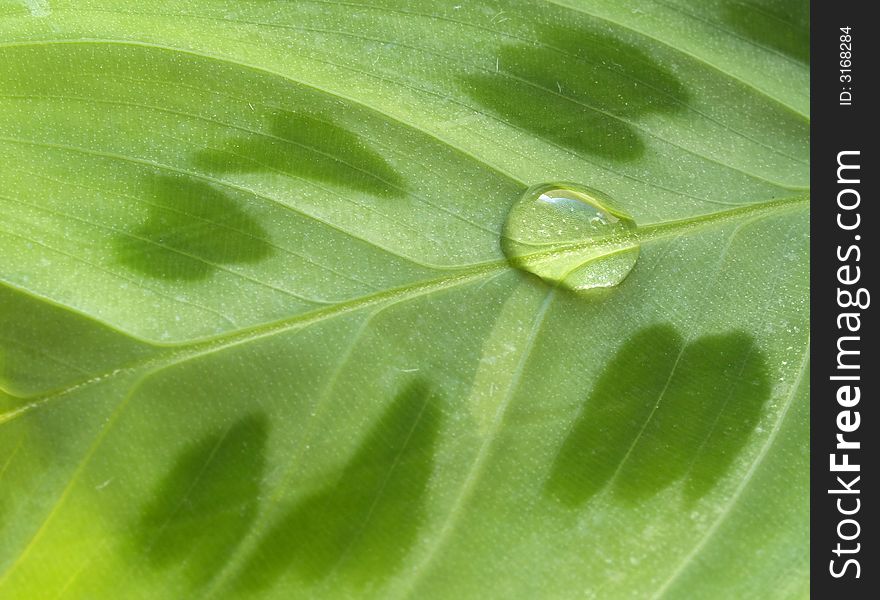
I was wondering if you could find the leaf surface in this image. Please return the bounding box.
[0,1,808,598]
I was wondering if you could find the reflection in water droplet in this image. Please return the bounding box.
[502,183,640,291]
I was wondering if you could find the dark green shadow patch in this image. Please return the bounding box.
[0,283,153,395]
[545,325,682,506]
[462,22,687,161]
[134,414,268,589]
[546,325,769,506]
[719,0,809,64]
[194,110,405,198]
[114,175,273,281]
[678,332,772,503]
[232,380,440,593]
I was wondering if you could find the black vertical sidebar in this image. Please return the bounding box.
[811,1,875,597]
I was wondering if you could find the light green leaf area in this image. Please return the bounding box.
[0,0,808,598]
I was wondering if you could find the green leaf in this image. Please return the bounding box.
[0,1,808,598]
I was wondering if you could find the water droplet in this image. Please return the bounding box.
[502,183,640,291]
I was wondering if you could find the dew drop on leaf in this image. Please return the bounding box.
[501,183,640,291]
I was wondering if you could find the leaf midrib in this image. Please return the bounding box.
[0,193,807,424]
